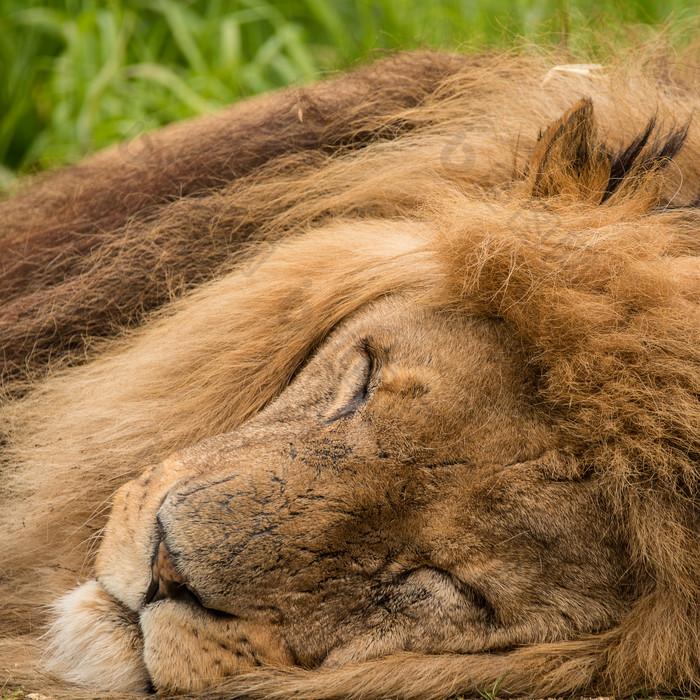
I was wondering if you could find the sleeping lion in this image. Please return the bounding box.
[1,50,700,699]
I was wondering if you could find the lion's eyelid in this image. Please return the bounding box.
[325,342,383,423]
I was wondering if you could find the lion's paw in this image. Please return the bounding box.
[44,580,150,692]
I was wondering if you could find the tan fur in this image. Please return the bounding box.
[2,46,700,698]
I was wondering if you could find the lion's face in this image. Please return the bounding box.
[54,295,630,693]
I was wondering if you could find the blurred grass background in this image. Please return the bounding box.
[0,0,698,187]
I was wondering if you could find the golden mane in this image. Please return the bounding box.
[2,47,700,697]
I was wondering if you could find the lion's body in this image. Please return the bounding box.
[2,49,700,699]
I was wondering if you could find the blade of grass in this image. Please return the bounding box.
[122,62,217,114]
[155,0,208,75]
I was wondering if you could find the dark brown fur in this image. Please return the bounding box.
[0,52,469,388]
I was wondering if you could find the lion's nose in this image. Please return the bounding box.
[144,523,198,606]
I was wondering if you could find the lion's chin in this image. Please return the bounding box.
[45,580,150,692]
[140,597,295,694]
[46,579,295,694]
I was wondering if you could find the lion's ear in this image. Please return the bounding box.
[528,98,610,203]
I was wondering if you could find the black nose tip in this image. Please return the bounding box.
[144,523,201,606]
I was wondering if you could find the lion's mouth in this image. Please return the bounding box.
[144,521,235,619]
[137,522,296,693]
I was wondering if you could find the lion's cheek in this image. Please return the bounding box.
[45,580,150,692]
[140,600,294,693]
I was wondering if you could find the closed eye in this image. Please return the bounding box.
[326,338,382,423]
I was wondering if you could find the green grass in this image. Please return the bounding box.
[0,690,24,700]
[1,0,698,186]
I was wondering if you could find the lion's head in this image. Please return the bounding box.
[56,293,626,694]
[2,51,700,699]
